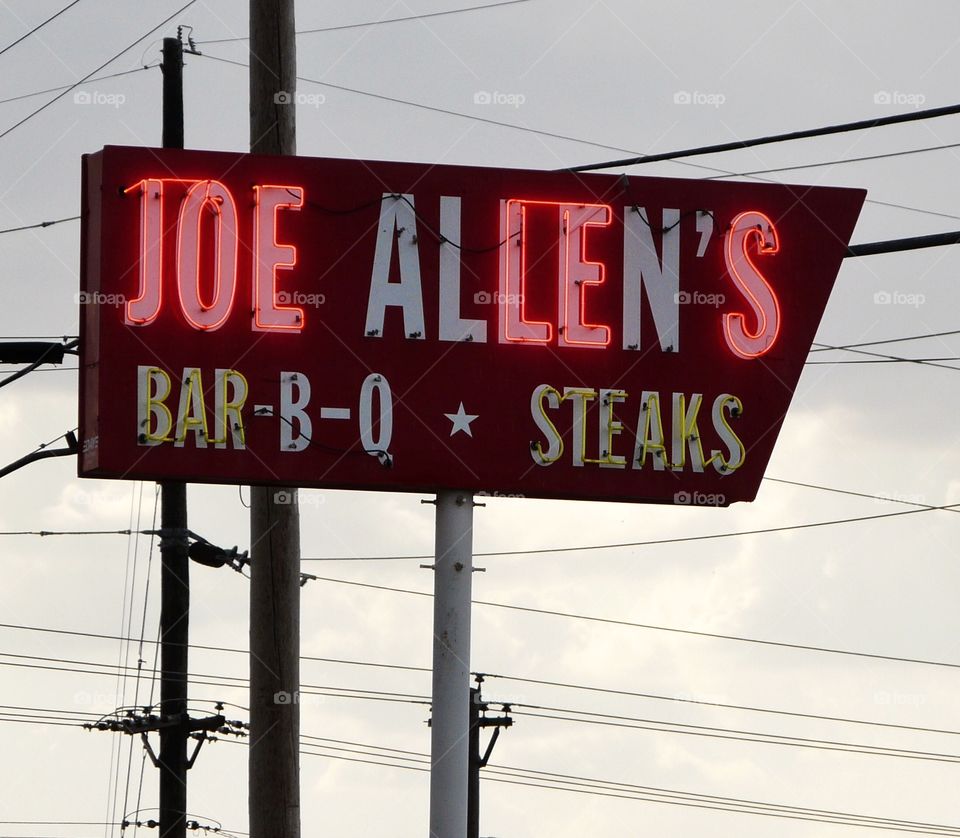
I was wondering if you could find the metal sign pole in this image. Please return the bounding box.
[429,490,475,838]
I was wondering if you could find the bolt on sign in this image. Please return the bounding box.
[79,146,865,505]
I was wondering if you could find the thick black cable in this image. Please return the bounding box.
[847,230,960,258]
[568,102,960,172]
[0,216,80,235]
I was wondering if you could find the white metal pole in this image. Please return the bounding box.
[429,490,475,838]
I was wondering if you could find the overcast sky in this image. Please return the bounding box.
[3,1,960,836]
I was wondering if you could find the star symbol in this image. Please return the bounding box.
[444,402,478,437]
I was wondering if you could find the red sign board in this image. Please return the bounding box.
[79,145,864,506]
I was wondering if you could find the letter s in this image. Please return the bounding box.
[722,211,780,359]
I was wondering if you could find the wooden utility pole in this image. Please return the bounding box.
[248,3,300,838]
[158,35,188,838]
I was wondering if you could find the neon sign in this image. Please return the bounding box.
[80,145,866,505]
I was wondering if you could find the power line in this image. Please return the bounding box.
[813,342,960,371]
[567,102,960,173]
[212,733,960,834]
[5,500,959,555]
[0,215,79,235]
[0,620,431,673]
[288,744,960,835]
[7,659,956,765]
[809,329,960,352]
[4,50,952,234]
[482,672,960,737]
[764,476,959,514]
[0,1,197,142]
[0,65,155,107]
[0,621,951,736]
[297,734,960,834]
[805,346,960,370]
[296,501,960,561]
[0,335,78,340]
[201,52,655,159]
[858,197,960,223]
[302,575,960,671]
[478,770,960,836]
[198,0,534,43]
[0,652,430,706]
[0,0,83,58]
[512,706,960,765]
[805,358,960,366]
[707,140,960,180]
